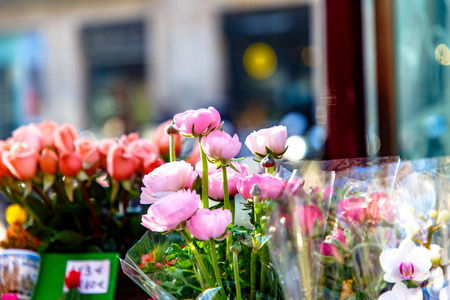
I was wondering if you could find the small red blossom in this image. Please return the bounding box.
[65,269,81,289]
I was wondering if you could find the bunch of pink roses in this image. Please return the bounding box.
[0,119,182,253]
[125,106,290,299]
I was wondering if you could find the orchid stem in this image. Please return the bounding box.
[233,250,242,300]
[199,137,209,209]
[209,239,226,299]
[169,135,176,162]
[181,229,215,289]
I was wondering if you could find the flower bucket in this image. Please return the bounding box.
[0,249,40,300]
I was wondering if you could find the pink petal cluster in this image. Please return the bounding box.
[319,228,346,256]
[2,143,38,181]
[141,161,193,204]
[173,107,221,137]
[245,125,287,156]
[201,130,241,161]
[336,197,367,227]
[141,189,200,232]
[291,204,324,236]
[237,173,284,201]
[187,208,232,241]
[366,192,397,225]
[208,163,248,200]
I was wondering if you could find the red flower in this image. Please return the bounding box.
[65,270,81,289]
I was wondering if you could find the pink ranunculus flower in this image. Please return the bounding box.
[367,192,397,225]
[319,228,346,256]
[74,138,100,174]
[12,124,44,152]
[2,143,39,181]
[53,124,80,153]
[59,151,83,177]
[201,130,241,161]
[173,106,221,137]
[187,208,232,241]
[245,125,287,157]
[237,173,284,201]
[107,144,138,181]
[39,148,59,175]
[39,120,59,148]
[141,189,200,232]
[141,161,194,204]
[380,239,432,283]
[291,204,324,236]
[208,163,248,200]
[97,138,118,170]
[337,197,367,227]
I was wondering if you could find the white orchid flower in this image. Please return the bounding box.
[380,239,432,283]
[378,282,422,300]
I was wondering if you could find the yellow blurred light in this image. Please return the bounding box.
[243,43,277,80]
[435,44,450,66]
[6,204,28,226]
[302,46,323,67]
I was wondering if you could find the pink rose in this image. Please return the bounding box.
[337,197,367,227]
[173,107,221,137]
[245,125,287,157]
[54,124,80,153]
[126,138,159,173]
[140,161,193,204]
[143,153,165,175]
[119,132,139,146]
[367,192,396,225]
[319,228,346,256]
[106,144,138,181]
[187,208,232,241]
[152,120,182,158]
[74,138,99,174]
[2,143,38,180]
[141,189,200,232]
[98,138,118,170]
[208,163,248,200]
[291,204,324,236]
[313,186,334,204]
[59,151,82,177]
[201,130,241,161]
[12,124,43,152]
[39,120,59,148]
[237,173,284,201]
[39,148,59,175]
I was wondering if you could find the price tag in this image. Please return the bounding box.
[64,259,111,294]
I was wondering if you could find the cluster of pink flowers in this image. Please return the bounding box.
[139,106,289,241]
[0,120,183,184]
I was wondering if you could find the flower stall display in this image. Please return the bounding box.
[0,204,41,300]
[268,159,450,299]
[0,120,179,254]
[121,106,289,299]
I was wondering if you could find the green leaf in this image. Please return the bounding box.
[314,252,336,264]
[53,230,84,250]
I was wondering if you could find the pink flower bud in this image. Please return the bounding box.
[53,124,80,153]
[2,142,38,180]
[187,208,232,241]
[11,124,43,152]
[173,107,221,137]
[141,161,193,204]
[367,192,396,225]
[337,197,367,227]
[201,130,241,161]
[39,148,59,175]
[319,228,346,256]
[245,125,287,157]
[141,189,200,232]
[97,138,118,170]
[74,138,100,174]
[39,120,59,148]
[106,144,138,181]
[59,151,82,177]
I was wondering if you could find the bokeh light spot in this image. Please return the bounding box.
[284,136,307,161]
[243,43,277,80]
[302,46,323,67]
[435,44,450,66]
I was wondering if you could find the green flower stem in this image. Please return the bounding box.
[265,166,274,175]
[32,183,56,215]
[221,165,230,212]
[181,229,215,289]
[209,239,226,299]
[260,244,268,293]
[253,196,260,226]
[233,251,242,300]
[199,137,209,209]
[229,196,235,224]
[250,240,259,300]
[80,182,102,238]
[169,134,176,162]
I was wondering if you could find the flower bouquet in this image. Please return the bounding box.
[121,107,292,299]
[269,158,450,299]
[0,119,181,253]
